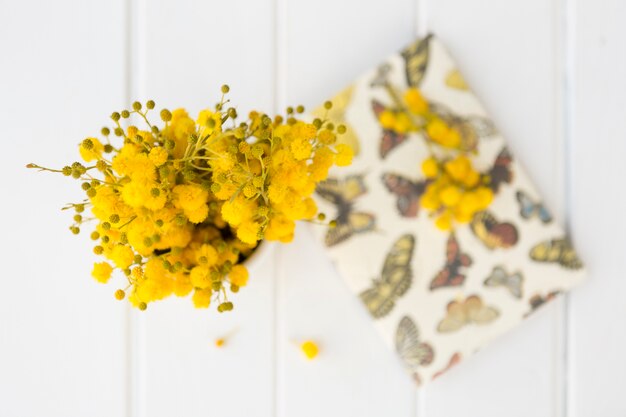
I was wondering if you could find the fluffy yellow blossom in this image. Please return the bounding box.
[148,147,168,166]
[237,221,261,245]
[31,89,353,313]
[229,264,249,287]
[420,153,494,229]
[426,119,461,148]
[92,262,113,283]
[422,157,439,178]
[190,265,212,289]
[192,288,213,308]
[404,88,428,114]
[79,137,104,162]
[379,110,396,129]
[109,244,135,269]
[290,139,313,160]
[334,144,354,166]
[197,109,222,134]
[300,340,319,360]
[163,109,195,158]
[195,244,218,266]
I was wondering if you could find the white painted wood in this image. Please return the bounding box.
[279,1,418,416]
[0,1,128,416]
[569,0,626,415]
[420,1,563,416]
[137,1,276,416]
[276,226,417,417]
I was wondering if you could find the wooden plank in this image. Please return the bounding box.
[420,1,563,416]
[279,1,417,416]
[568,0,626,415]
[138,1,276,416]
[0,1,128,416]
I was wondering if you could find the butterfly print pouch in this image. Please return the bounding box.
[311,34,586,385]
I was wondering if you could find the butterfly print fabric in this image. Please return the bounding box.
[312,34,586,385]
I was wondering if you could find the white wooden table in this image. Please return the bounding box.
[1,1,625,416]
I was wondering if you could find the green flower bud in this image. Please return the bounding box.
[82,138,94,150]
[160,109,172,122]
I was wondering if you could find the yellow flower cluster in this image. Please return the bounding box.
[30,88,351,312]
[421,155,493,230]
[375,85,496,231]
[378,88,461,149]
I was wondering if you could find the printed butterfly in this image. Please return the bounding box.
[401,34,433,87]
[516,190,552,223]
[445,69,469,91]
[430,234,472,290]
[525,291,561,317]
[427,102,497,152]
[487,147,514,193]
[471,211,519,250]
[432,352,462,380]
[437,295,500,333]
[529,238,583,270]
[315,174,376,247]
[381,173,429,218]
[371,100,410,158]
[395,315,434,384]
[360,234,415,319]
[483,266,524,299]
[370,63,392,88]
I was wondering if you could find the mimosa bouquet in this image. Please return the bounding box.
[28,86,352,312]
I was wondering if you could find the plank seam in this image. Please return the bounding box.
[272,0,288,416]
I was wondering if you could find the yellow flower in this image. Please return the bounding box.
[393,113,412,133]
[195,244,218,266]
[427,119,461,148]
[197,110,222,134]
[475,187,494,210]
[192,288,212,308]
[318,129,336,145]
[420,187,440,210]
[435,211,453,231]
[444,155,472,182]
[92,262,113,283]
[300,340,319,360]
[186,205,209,224]
[379,110,396,129]
[290,139,312,160]
[172,184,208,211]
[190,265,212,289]
[163,108,195,158]
[79,137,104,162]
[404,88,428,114]
[109,244,135,269]
[173,274,193,297]
[439,186,462,207]
[334,144,353,167]
[264,215,295,242]
[422,157,439,178]
[148,147,168,167]
[237,221,261,245]
[37,88,356,313]
[229,264,249,287]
